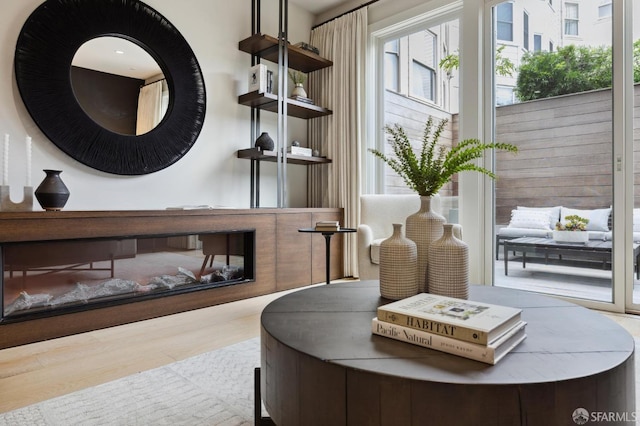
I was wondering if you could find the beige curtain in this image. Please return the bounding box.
[309,7,367,277]
[136,80,164,135]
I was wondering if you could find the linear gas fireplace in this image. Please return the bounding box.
[2,230,255,321]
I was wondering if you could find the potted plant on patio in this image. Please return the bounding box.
[369,115,518,295]
[553,214,589,244]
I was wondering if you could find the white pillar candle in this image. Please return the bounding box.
[3,134,8,186]
[25,135,32,187]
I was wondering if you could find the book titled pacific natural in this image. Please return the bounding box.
[377,293,522,345]
[372,317,527,365]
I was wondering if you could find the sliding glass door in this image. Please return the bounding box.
[492,0,615,304]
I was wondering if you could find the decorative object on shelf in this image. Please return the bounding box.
[248,63,268,93]
[254,132,274,151]
[553,214,589,243]
[379,223,418,300]
[427,224,470,299]
[34,169,70,211]
[0,133,35,211]
[293,41,320,55]
[266,70,274,93]
[288,70,308,98]
[0,186,33,212]
[405,196,445,292]
[369,115,518,291]
[288,146,312,157]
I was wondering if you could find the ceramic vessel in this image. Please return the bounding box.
[34,169,70,211]
[405,195,445,292]
[292,83,307,98]
[553,230,589,244]
[428,224,469,299]
[254,132,274,151]
[379,223,418,300]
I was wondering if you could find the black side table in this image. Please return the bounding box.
[298,228,356,284]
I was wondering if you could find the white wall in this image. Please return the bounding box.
[0,0,314,210]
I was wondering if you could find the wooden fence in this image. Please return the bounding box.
[494,87,616,225]
[383,86,638,227]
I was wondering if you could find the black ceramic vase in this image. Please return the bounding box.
[35,169,70,211]
[255,132,274,151]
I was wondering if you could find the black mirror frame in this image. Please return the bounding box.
[14,0,206,175]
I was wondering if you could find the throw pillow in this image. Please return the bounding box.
[508,209,552,230]
[560,207,611,232]
[517,206,561,230]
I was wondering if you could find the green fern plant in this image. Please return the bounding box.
[369,116,518,196]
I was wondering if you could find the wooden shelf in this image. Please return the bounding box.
[238,91,332,119]
[237,148,331,165]
[239,34,333,73]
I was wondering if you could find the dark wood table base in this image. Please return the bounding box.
[260,281,635,425]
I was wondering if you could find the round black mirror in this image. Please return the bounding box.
[14,0,206,175]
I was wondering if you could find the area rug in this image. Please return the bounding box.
[0,338,260,426]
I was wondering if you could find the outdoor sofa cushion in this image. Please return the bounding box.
[499,205,612,242]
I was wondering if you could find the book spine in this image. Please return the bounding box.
[376,309,488,345]
[371,318,497,364]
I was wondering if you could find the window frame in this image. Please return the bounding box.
[564,3,579,36]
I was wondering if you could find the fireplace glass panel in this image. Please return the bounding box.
[2,231,255,320]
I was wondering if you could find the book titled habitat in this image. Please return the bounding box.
[377,293,522,345]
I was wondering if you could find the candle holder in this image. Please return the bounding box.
[0,185,33,212]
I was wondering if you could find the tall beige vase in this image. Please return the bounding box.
[405,195,445,292]
[379,223,418,300]
[427,224,469,299]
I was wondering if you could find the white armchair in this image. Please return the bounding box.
[357,194,462,280]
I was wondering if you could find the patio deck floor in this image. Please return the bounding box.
[495,255,640,305]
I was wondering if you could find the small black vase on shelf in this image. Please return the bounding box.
[254,132,274,151]
[35,169,70,211]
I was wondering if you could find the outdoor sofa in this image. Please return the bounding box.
[496,206,615,259]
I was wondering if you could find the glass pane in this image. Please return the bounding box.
[380,18,460,222]
[497,3,513,41]
[3,232,254,319]
[411,60,435,100]
[493,0,613,303]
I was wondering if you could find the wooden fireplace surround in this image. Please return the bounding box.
[0,208,343,349]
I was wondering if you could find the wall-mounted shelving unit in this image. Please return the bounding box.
[236,0,333,208]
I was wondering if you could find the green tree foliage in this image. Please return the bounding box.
[516,41,640,101]
[440,45,516,78]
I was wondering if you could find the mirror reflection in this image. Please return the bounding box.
[71,36,169,136]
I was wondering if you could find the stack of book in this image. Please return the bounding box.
[290,95,314,104]
[372,293,526,365]
[315,221,340,231]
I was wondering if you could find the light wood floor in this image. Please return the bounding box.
[0,287,304,414]
[0,282,638,414]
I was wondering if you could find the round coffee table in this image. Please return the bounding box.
[259,281,635,425]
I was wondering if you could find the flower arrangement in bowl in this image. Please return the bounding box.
[288,70,308,98]
[553,215,589,243]
[368,116,518,197]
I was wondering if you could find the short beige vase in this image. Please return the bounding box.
[427,224,469,299]
[379,223,418,300]
[406,195,445,293]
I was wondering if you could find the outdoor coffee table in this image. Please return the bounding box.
[503,236,640,278]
